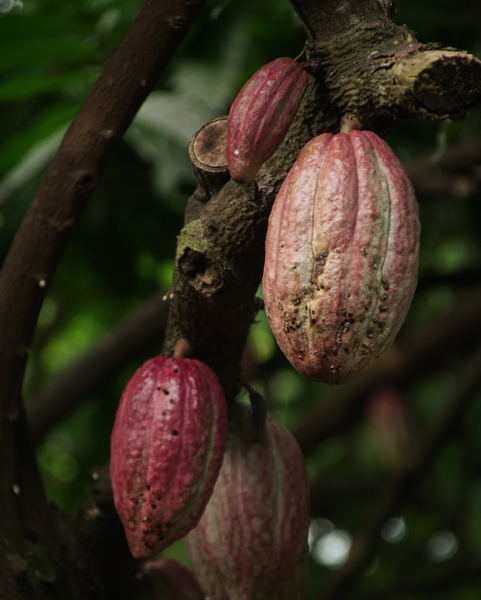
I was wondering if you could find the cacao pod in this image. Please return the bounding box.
[227,57,309,185]
[262,130,420,384]
[110,356,227,559]
[131,559,205,600]
[184,403,310,600]
[367,387,417,469]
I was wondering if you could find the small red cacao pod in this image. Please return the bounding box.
[110,356,228,559]
[184,403,310,600]
[227,57,309,185]
[132,559,205,600]
[263,130,420,384]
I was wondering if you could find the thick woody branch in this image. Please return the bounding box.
[0,0,206,595]
[162,0,481,403]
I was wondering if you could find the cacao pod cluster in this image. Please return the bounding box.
[110,356,310,599]
[225,55,420,384]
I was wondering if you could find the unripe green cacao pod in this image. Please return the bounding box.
[184,403,310,600]
[262,130,420,384]
[227,57,309,185]
[110,356,227,559]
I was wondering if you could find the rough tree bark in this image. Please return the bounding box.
[1,0,481,599]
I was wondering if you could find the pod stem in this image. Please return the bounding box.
[173,338,193,358]
[242,381,268,443]
[340,114,362,133]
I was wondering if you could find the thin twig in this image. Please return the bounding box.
[319,341,481,600]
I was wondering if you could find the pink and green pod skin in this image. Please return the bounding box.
[135,559,205,600]
[262,130,420,384]
[110,356,228,560]
[184,403,310,600]
[227,57,309,185]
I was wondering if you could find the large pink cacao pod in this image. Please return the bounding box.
[227,57,309,185]
[184,403,310,600]
[110,356,228,559]
[132,559,205,600]
[262,130,420,384]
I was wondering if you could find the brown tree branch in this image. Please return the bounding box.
[0,1,206,598]
[319,340,481,600]
[26,291,170,444]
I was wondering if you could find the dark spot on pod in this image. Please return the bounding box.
[337,366,342,371]
[382,280,389,290]
[293,265,297,269]
[156,524,162,529]
[381,293,388,301]
[373,262,379,269]
[349,317,355,324]
[372,317,378,323]
[156,494,161,500]
[320,259,326,265]
[143,528,154,534]
[298,355,303,360]
[311,310,315,314]
[167,364,171,368]
[315,352,319,356]
[284,311,289,317]
[145,484,150,490]
[330,365,336,372]
[156,386,161,390]
[291,319,296,324]
[344,347,349,353]
[321,284,325,289]
[333,347,339,355]
[311,278,316,284]
[170,399,175,404]
[172,430,178,436]
[321,252,329,258]
[158,534,164,540]
[163,389,169,394]
[293,297,300,305]
[173,367,179,373]
[133,498,139,504]
[361,248,366,255]
[151,503,156,509]
[315,254,321,260]
[310,318,316,324]
[378,321,385,328]
[379,305,388,312]
[162,412,166,416]
[172,357,177,362]
[294,308,298,313]
[367,331,374,339]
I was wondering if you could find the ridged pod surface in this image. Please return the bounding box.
[227,57,309,185]
[185,403,310,600]
[263,130,420,384]
[110,356,227,559]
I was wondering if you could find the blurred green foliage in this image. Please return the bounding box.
[1,0,481,598]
